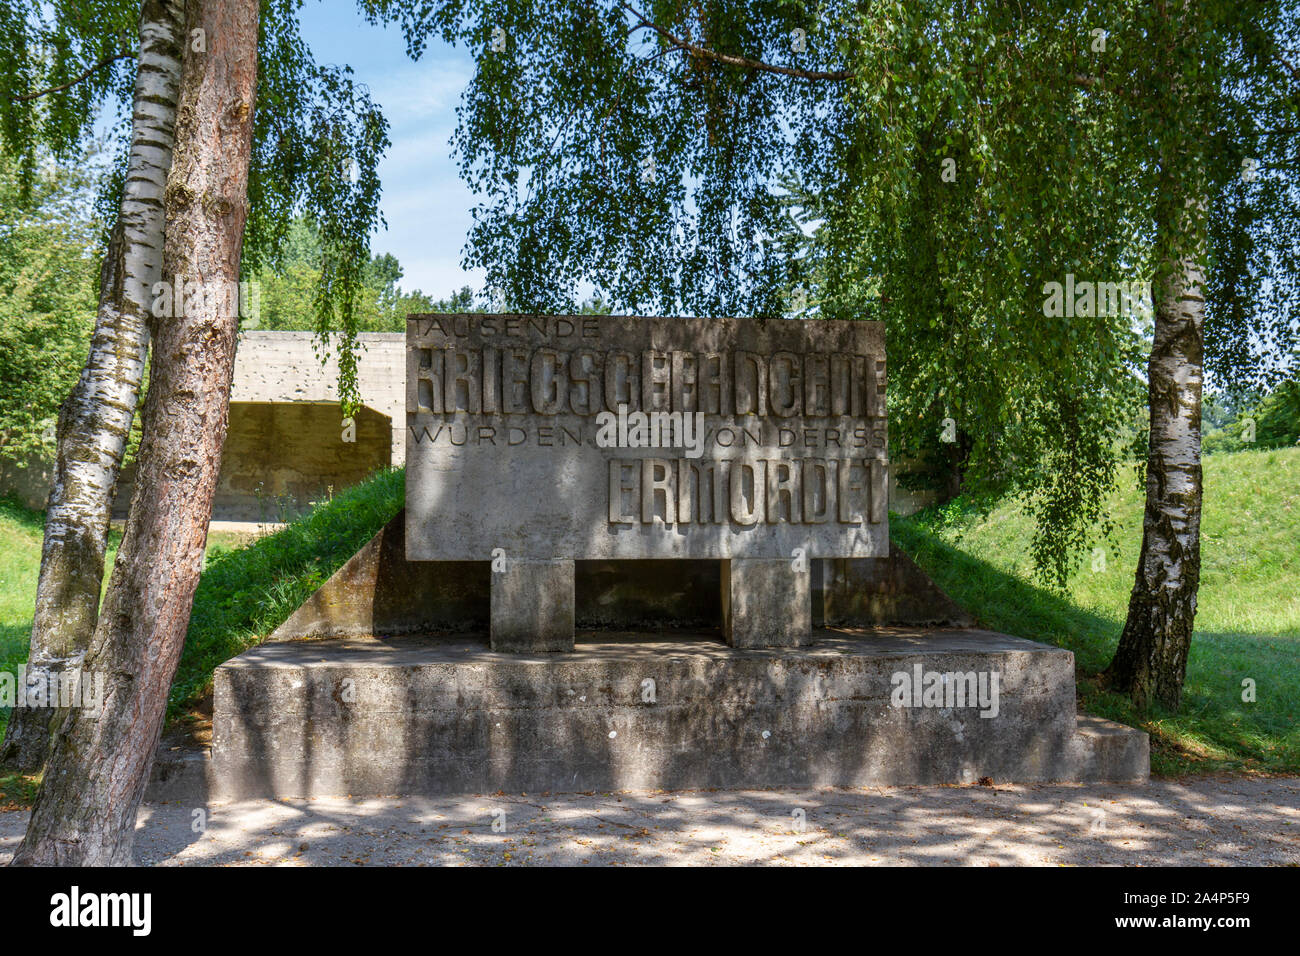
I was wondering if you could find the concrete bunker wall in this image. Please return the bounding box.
[115,401,392,522]
[110,331,403,522]
[228,331,405,461]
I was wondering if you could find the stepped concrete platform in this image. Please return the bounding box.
[206,627,1147,800]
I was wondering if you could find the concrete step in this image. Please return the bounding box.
[1068,714,1151,784]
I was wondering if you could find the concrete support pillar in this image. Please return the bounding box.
[490,559,575,652]
[720,558,811,648]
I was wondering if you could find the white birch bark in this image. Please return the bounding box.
[12,0,261,866]
[0,0,185,772]
[1108,0,1206,710]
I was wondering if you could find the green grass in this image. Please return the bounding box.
[169,467,403,713]
[0,498,44,686]
[0,497,45,753]
[1,498,128,695]
[0,497,95,802]
[895,446,1300,776]
[0,469,404,739]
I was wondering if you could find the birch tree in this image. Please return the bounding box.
[12,0,261,865]
[1106,0,1300,707]
[0,0,184,773]
[0,0,389,769]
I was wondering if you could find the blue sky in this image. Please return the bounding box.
[299,2,482,298]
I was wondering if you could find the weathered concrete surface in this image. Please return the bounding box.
[117,401,392,522]
[1069,714,1153,783]
[406,313,889,561]
[491,560,575,652]
[574,559,719,628]
[0,450,53,512]
[229,331,405,461]
[818,553,975,627]
[268,512,960,641]
[721,558,811,647]
[209,628,1147,800]
[268,511,730,641]
[267,510,487,641]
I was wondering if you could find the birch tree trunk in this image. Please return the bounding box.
[1109,231,1205,710]
[0,0,185,773]
[10,0,260,866]
[1106,0,1207,711]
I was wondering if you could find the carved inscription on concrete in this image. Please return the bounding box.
[405,314,888,561]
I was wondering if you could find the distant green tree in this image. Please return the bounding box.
[0,149,101,468]
[1201,389,1255,435]
[251,216,474,331]
[1254,380,1300,447]
[432,286,478,312]
[1204,363,1300,452]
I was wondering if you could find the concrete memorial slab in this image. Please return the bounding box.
[405,313,888,650]
[189,311,1151,801]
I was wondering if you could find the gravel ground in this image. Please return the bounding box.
[2,776,1297,866]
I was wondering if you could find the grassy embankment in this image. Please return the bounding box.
[895,446,1299,776]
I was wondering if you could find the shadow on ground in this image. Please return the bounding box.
[3,777,1296,866]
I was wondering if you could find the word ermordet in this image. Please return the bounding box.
[406,313,888,561]
[890,665,1001,718]
[1041,275,1151,318]
[0,665,104,716]
[150,274,261,322]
